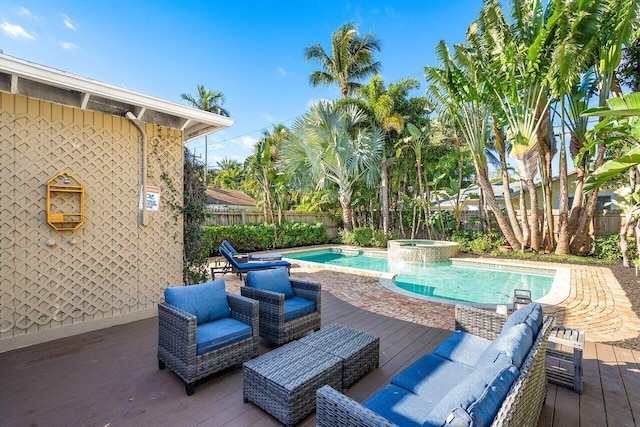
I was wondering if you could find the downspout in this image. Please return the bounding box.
[126,112,149,226]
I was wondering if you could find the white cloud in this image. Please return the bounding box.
[60,41,77,50]
[262,113,275,123]
[0,21,35,40]
[237,135,259,149]
[17,6,32,17]
[276,66,287,77]
[61,14,76,30]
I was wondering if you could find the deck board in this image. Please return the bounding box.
[0,289,638,427]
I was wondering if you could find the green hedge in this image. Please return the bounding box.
[203,222,332,254]
[339,227,394,248]
[451,229,503,254]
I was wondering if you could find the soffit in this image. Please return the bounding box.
[0,54,234,141]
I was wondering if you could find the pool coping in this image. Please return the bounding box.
[282,247,571,309]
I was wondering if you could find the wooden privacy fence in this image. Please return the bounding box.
[204,208,339,238]
[458,209,625,237]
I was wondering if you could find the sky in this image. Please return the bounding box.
[0,1,484,169]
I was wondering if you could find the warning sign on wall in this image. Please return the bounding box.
[140,185,161,212]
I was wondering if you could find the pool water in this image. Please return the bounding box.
[285,249,554,305]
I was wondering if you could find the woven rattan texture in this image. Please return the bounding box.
[240,279,321,345]
[1,93,182,341]
[243,340,342,426]
[299,323,379,390]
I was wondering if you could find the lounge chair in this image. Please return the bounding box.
[217,245,291,279]
[157,279,259,395]
[241,267,321,345]
[221,240,282,261]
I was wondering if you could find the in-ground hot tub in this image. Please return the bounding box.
[388,239,459,264]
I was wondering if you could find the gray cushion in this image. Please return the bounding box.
[502,303,543,337]
[433,330,492,367]
[283,296,316,321]
[425,353,519,427]
[164,280,230,325]
[245,267,294,298]
[196,317,252,355]
[364,384,436,427]
[476,323,533,368]
[391,353,473,398]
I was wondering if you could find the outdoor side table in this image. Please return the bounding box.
[545,326,585,394]
[243,340,342,427]
[299,323,379,391]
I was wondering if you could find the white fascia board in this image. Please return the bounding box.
[0,54,234,131]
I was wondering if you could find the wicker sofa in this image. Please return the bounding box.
[317,303,555,427]
[158,280,259,395]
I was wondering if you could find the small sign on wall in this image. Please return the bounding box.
[140,185,161,211]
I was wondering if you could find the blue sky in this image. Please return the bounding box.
[0,1,483,168]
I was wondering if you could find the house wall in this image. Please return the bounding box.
[0,93,183,352]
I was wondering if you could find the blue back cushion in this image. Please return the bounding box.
[425,353,519,427]
[222,240,238,255]
[502,303,543,337]
[245,267,294,298]
[164,280,230,325]
[476,323,533,369]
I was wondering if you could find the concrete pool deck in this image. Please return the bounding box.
[221,247,640,344]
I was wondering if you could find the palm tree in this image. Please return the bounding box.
[305,22,382,98]
[280,100,383,230]
[338,75,425,232]
[250,125,287,224]
[181,85,230,186]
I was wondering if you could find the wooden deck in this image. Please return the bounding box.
[1,290,639,426]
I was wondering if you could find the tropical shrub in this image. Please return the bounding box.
[593,233,637,264]
[371,230,395,248]
[451,230,502,254]
[203,222,331,254]
[340,227,374,246]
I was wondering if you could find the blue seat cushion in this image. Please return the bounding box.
[364,384,436,427]
[425,353,519,427]
[236,259,291,269]
[502,303,543,337]
[476,323,533,369]
[245,267,294,298]
[433,330,492,367]
[164,280,230,325]
[283,296,316,321]
[391,354,473,398]
[196,317,252,355]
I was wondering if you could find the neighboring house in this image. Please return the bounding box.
[510,170,621,212]
[205,188,257,209]
[0,54,233,352]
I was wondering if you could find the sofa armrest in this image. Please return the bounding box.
[227,293,259,339]
[316,385,397,427]
[158,302,197,364]
[454,304,507,341]
[240,286,284,305]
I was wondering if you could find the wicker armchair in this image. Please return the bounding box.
[241,267,321,346]
[158,280,258,395]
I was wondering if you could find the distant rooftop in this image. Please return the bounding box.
[0,53,234,141]
[205,189,257,207]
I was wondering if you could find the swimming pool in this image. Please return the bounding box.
[284,248,569,306]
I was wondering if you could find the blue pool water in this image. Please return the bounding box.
[285,249,555,305]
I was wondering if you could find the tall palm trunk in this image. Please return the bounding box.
[493,121,523,245]
[536,109,556,251]
[338,185,354,231]
[476,164,521,251]
[381,152,390,232]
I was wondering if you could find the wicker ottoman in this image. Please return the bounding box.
[243,340,342,426]
[299,323,380,391]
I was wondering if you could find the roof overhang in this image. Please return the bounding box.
[0,54,234,142]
